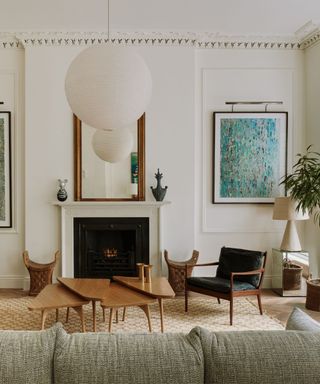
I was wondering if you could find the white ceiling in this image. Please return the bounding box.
[1,0,320,37]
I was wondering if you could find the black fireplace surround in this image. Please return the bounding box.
[74,217,149,279]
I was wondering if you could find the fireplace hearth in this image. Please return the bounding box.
[74,217,149,279]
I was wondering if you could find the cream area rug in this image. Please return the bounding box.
[0,296,283,333]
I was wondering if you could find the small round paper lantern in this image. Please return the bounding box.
[92,128,134,163]
[65,46,152,130]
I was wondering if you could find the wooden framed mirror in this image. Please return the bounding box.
[74,113,145,201]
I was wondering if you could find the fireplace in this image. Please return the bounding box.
[74,217,149,278]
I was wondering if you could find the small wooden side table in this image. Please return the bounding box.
[164,250,199,295]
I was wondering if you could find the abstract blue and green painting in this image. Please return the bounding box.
[220,118,280,198]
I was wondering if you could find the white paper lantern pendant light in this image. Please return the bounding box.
[64,1,152,163]
[92,128,134,163]
[65,46,152,130]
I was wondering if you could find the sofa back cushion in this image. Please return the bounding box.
[0,323,58,384]
[54,327,204,384]
[216,246,265,287]
[198,327,320,384]
[286,307,320,331]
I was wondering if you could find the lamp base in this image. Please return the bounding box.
[280,220,302,252]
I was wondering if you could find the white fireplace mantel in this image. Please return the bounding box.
[53,201,171,277]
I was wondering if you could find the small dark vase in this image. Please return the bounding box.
[57,179,68,202]
[150,169,168,201]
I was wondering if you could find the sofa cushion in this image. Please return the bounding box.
[54,326,204,384]
[216,247,265,287]
[198,327,320,384]
[0,323,59,384]
[286,307,320,332]
[187,276,255,292]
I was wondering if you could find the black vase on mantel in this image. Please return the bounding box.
[57,179,68,202]
[150,169,168,202]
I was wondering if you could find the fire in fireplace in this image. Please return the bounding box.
[74,217,149,279]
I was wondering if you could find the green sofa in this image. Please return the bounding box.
[0,322,320,384]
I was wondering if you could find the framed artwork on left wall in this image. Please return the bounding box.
[0,111,12,227]
[213,111,288,204]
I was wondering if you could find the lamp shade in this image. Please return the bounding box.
[65,46,152,130]
[273,197,309,221]
[92,128,133,163]
[273,196,309,251]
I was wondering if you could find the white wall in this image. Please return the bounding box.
[0,41,313,288]
[305,41,320,277]
[194,49,306,286]
[24,46,75,275]
[23,45,195,278]
[139,46,195,258]
[0,48,25,287]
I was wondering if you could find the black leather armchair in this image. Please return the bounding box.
[185,246,267,325]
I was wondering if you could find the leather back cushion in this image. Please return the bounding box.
[216,247,265,287]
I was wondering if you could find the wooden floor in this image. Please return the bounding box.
[1,288,320,325]
[250,289,320,324]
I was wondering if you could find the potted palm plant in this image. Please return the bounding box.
[281,145,320,309]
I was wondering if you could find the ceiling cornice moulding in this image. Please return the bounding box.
[300,29,320,49]
[0,34,21,49]
[0,31,309,50]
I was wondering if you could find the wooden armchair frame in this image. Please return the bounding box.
[184,253,267,325]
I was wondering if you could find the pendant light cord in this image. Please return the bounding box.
[107,0,110,41]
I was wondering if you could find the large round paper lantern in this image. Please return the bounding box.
[92,128,133,163]
[65,46,152,130]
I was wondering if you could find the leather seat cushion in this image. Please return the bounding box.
[187,277,255,293]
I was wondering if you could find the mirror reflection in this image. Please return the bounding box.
[74,114,145,201]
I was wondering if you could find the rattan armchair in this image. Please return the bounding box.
[23,250,60,296]
[164,249,199,295]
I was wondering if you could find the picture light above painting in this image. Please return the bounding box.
[213,111,288,204]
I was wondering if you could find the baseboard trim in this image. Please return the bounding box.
[262,276,272,289]
[0,275,28,289]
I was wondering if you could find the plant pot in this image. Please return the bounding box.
[306,279,320,311]
[283,264,303,290]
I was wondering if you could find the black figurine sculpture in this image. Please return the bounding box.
[57,179,68,202]
[150,169,168,201]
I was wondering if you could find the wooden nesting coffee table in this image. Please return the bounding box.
[113,276,175,332]
[100,283,157,332]
[57,277,110,332]
[28,276,174,333]
[27,283,89,331]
